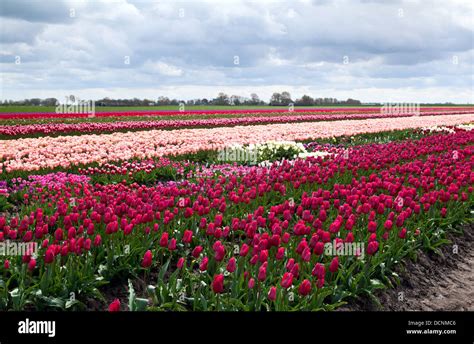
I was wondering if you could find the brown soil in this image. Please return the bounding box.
[341,223,474,311]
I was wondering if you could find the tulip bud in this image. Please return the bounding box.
[28,258,36,271]
[226,257,236,273]
[141,250,153,268]
[280,272,293,289]
[108,299,121,312]
[212,274,224,294]
[268,286,277,301]
[44,249,55,264]
[177,257,185,269]
[329,257,339,273]
[298,279,311,296]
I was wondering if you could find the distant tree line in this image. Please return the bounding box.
[1,92,362,107]
[1,93,466,107]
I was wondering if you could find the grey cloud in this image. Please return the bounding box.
[0,0,473,102]
[0,0,72,23]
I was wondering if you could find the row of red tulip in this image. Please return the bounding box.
[1,111,472,137]
[1,107,472,121]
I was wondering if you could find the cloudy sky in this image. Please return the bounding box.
[0,0,473,103]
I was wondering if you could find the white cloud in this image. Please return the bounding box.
[144,61,184,77]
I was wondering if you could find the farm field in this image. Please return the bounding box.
[0,109,472,311]
[0,106,472,138]
[3,0,474,341]
[2,104,472,114]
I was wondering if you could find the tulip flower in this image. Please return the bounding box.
[329,257,339,273]
[258,265,267,282]
[199,257,209,271]
[44,249,55,264]
[239,243,249,257]
[367,241,379,255]
[298,280,311,296]
[212,274,224,294]
[398,228,407,239]
[182,230,193,244]
[192,246,203,258]
[268,286,277,301]
[168,238,177,251]
[312,263,326,280]
[368,221,377,233]
[159,232,169,248]
[177,257,185,269]
[108,299,121,312]
[141,250,153,268]
[226,257,236,273]
[28,258,36,271]
[280,272,294,289]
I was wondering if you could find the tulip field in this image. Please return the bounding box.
[0,108,473,311]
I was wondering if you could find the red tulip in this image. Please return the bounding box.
[398,228,407,239]
[214,244,225,262]
[329,257,339,273]
[141,250,153,268]
[441,208,447,217]
[159,232,169,247]
[93,234,102,246]
[239,243,249,257]
[199,257,209,271]
[314,241,325,255]
[276,247,285,260]
[54,228,63,241]
[259,250,268,263]
[368,221,377,233]
[280,272,294,289]
[268,286,277,301]
[192,245,203,258]
[168,238,177,251]
[248,278,255,289]
[182,230,193,244]
[286,258,295,271]
[27,258,36,271]
[298,279,311,296]
[258,265,267,282]
[367,241,379,255]
[212,274,224,294]
[312,262,326,279]
[290,263,299,278]
[302,247,311,262]
[44,249,55,264]
[226,257,236,273]
[108,299,121,312]
[177,257,185,269]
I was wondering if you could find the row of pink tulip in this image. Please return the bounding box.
[0,114,472,173]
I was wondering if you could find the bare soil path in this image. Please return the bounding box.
[343,224,474,311]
